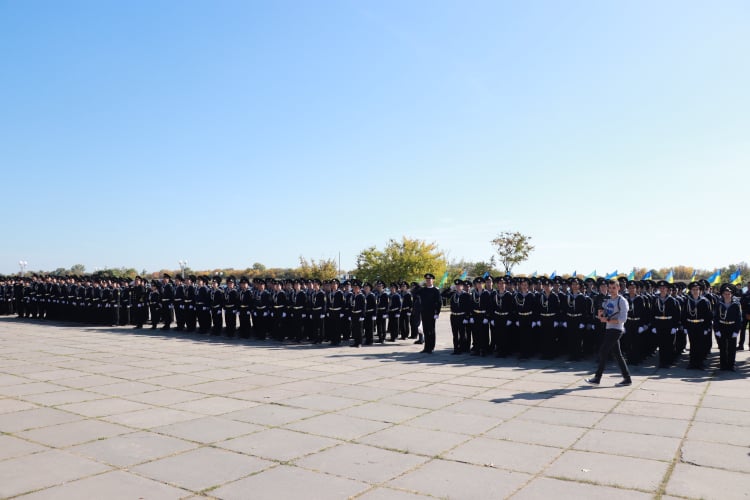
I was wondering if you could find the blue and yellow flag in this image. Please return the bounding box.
[641,270,652,280]
[482,271,490,279]
[438,271,449,288]
[458,269,468,280]
[605,270,618,280]
[572,271,577,277]
[707,270,720,285]
[530,271,537,278]
[665,270,674,284]
[730,268,742,285]
[689,270,697,282]
[585,270,597,279]
[627,270,635,281]
[550,271,557,279]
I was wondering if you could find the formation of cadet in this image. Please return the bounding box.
[1,272,747,370]
[0,272,443,352]
[443,275,747,372]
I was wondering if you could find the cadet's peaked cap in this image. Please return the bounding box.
[656,280,670,287]
[454,279,463,286]
[389,282,398,288]
[568,277,582,285]
[473,276,485,284]
[239,277,249,284]
[188,274,197,281]
[363,282,372,288]
[688,281,702,290]
[424,273,435,279]
[212,276,221,283]
[720,283,736,294]
[163,273,171,279]
[135,276,142,280]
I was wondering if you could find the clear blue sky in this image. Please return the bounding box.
[1,0,748,276]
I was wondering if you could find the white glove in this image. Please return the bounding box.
[651,328,657,334]
[372,316,376,321]
[670,328,677,335]
[320,314,325,319]
[638,326,645,333]
[395,314,400,318]
[407,313,412,317]
[490,320,495,327]
[562,322,567,328]
[554,321,559,327]
[703,330,710,336]
[579,324,585,330]
[515,321,520,327]
[462,319,468,325]
[359,317,364,322]
[506,320,512,326]
[732,331,739,338]
[434,314,438,319]
[469,318,475,324]
[263,312,268,317]
[382,314,387,319]
[282,312,287,318]
[715,331,721,338]
[482,318,488,325]
[340,313,345,318]
[301,314,306,318]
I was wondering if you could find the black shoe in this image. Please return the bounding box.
[585,378,601,385]
[414,339,423,345]
[451,350,460,355]
[616,378,632,386]
[350,344,361,348]
[420,349,433,354]
[738,346,745,351]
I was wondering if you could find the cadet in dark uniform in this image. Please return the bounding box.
[210,276,225,335]
[350,281,366,347]
[416,273,441,354]
[148,281,161,329]
[363,282,377,345]
[375,281,389,344]
[739,281,750,351]
[470,277,491,356]
[310,279,327,344]
[515,277,537,359]
[132,276,147,328]
[449,279,472,354]
[238,277,253,338]
[224,277,239,337]
[410,282,423,344]
[623,281,648,364]
[271,280,288,341]
[387,283,402,342]
[173,275,186,331]
[564,277,591,360]
[683,281,713,369]
[160,274,174,330]
[254,278,272,340]
[195,276,211,333]
[399,282,413,339]
[184,275,197,332]
[290,279,307,342]
[714,283,742,371]
[538,278,560,359]
[650,280,681,367]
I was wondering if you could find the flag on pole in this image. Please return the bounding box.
[530,271,537,278]
[641,270,652,280]
[627,270,635,281]
[550,271,557,279]
[707,270,720,285]
[458,269,468,280]
[482,271,490,279]
[585,270,597,279]
[572,271,577,277]
[689,270,697,282]
[730,268,742,285]
[605,270,618,280]
[665,270,674,283]
[438,271,449,288]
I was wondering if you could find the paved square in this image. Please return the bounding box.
[1,316,749,499]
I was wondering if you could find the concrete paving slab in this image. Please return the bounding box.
[217,427,340,462]
[0,434,49,461]
[510,477,653,500]
[357,425,468,456]
[388,458,531,499]
[485,419,587,448]
[445,436,563,473]
[666,462,750,499]
[0,449,111,498]
[131,447,274,492]
[681,440,750,473]
[295,442,428,483]
[153,415,264,444]
[16,470,187,500]
[210,465,369,500]
[69,431,197,467]
[544,450,669,490]
[573,428,681,461]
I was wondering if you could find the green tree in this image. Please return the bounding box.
[70,264,86,275]
[354,237,446,284]
[297,257,338,280]
[491,231,534,275]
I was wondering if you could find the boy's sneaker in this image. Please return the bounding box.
[585,378,600,385]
